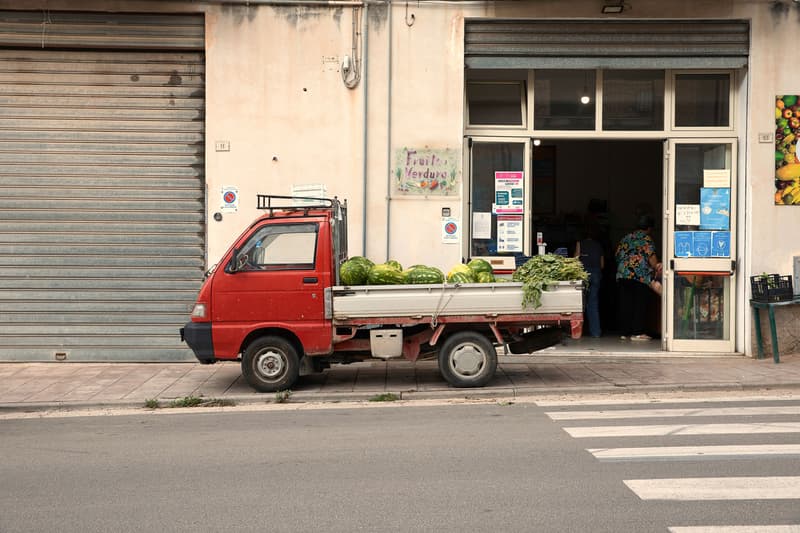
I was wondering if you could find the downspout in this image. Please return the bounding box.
[385,0,393,261]
[361,3,370,256]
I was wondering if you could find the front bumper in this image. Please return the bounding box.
[180,322,216,364]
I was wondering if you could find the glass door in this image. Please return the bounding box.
[466,139,530,259]
[665,139,737,352]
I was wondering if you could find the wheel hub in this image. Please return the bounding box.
[255,350,285,379]
[451,344,484,376]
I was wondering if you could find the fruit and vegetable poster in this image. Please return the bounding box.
[775,95,800,205]
[394,147,459,196]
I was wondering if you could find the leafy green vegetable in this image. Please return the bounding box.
[511,254,588,309]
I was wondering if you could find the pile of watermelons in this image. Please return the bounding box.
[338,256,498,286]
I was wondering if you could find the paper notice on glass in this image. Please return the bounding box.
[675,204,700,226]
[497,215,523,253]
[703,169,730,188]
[472,212,492,239]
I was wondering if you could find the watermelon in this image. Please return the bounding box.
[447,264,476,283]
[348,256,374,268]
[476,271,495,283]
[386,259,403,271]
[368,263,405,285]
[404,266,445,284]
[467,258,493,276]
[339,258,370,286]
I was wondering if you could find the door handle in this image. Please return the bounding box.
[303,277,318,284]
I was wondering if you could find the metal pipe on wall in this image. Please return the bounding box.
[385,0,393,261]
[361,2,370,256]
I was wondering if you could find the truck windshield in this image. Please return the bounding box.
[233,222,318,271]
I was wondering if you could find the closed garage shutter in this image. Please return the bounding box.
[0,12,205,361]
[465,19,750,69]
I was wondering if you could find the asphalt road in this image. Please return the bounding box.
[2,395,800,532]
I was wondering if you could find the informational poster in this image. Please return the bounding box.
[675,231,693,257]
[703,169,731,188]
[497,215,523,253]
[472,212,492,239]
[691,231,712,257]
[220,186,239,213]
[711,231,731,257]
[675,204,700,226]
[493,171,524,214]
[775,95,800,205]
[441,217,460,244]
[699,188,730,230]
[674,231,730,258]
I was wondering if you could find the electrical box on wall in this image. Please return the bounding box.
[794,256,800,296]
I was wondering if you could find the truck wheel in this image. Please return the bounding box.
[242,336,300,393]
[438,331,497,388]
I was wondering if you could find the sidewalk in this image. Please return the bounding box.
[1,352,799,412]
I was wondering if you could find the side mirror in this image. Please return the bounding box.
[227,248,241,273]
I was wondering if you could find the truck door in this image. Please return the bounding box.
[212,221,332,355]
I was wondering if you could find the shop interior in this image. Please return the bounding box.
[531,140,664,343]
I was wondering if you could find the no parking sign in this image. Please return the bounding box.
[441,217,460,243]
[220,186,239,212]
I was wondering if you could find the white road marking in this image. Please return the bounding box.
[564,422,800,438]
[668,526,800,532]
[667,525,800,533]
[625,477,800,500]
[537,395,800,407]
[590,444,800,461]
[546,406,800,420]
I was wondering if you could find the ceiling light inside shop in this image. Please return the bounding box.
[601,1,627,14]
[580,95,591,104]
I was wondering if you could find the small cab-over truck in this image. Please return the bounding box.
[181,195,583,392]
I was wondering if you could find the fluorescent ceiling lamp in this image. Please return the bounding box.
[601,2,625,13]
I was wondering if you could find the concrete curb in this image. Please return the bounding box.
[4,380,800,414]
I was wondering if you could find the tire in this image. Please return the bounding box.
[437,331,497,388]
[241,336,300,393]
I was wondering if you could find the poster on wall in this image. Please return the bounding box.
[393,147,459,196]
[493,171,524,215]
[775,95,800,205]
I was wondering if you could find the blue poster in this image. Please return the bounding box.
[691,231,712,257]
[711,231,730,257]
[700,188,730,230]
[675,231,693,257]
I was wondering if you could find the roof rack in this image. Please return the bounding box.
[256,194,345,218]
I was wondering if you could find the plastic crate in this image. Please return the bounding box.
[750,274,794,302]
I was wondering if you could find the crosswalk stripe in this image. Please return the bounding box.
[624,477,800,500]
[537,395,800,407]
[546,406,800,420]
[590,444,800,461]
[668,526,800,532]
[564,422,800,438]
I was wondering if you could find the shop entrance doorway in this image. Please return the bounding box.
[531,140,664,343]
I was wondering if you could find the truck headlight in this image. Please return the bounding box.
[191,303,207,319]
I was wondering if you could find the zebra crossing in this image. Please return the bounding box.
[539,395,800,532]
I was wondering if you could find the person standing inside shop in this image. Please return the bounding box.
[574,225,605,338]
[615,215,662,341]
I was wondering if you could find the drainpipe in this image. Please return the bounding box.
[385,0,393,261]
[361,3,370,256]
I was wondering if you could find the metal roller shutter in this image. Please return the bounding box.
[465,19,750,69]
[0,12,205,361]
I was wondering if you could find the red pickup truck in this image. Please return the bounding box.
[181,195,583,393]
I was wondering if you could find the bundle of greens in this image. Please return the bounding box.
[511,254,589,309]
